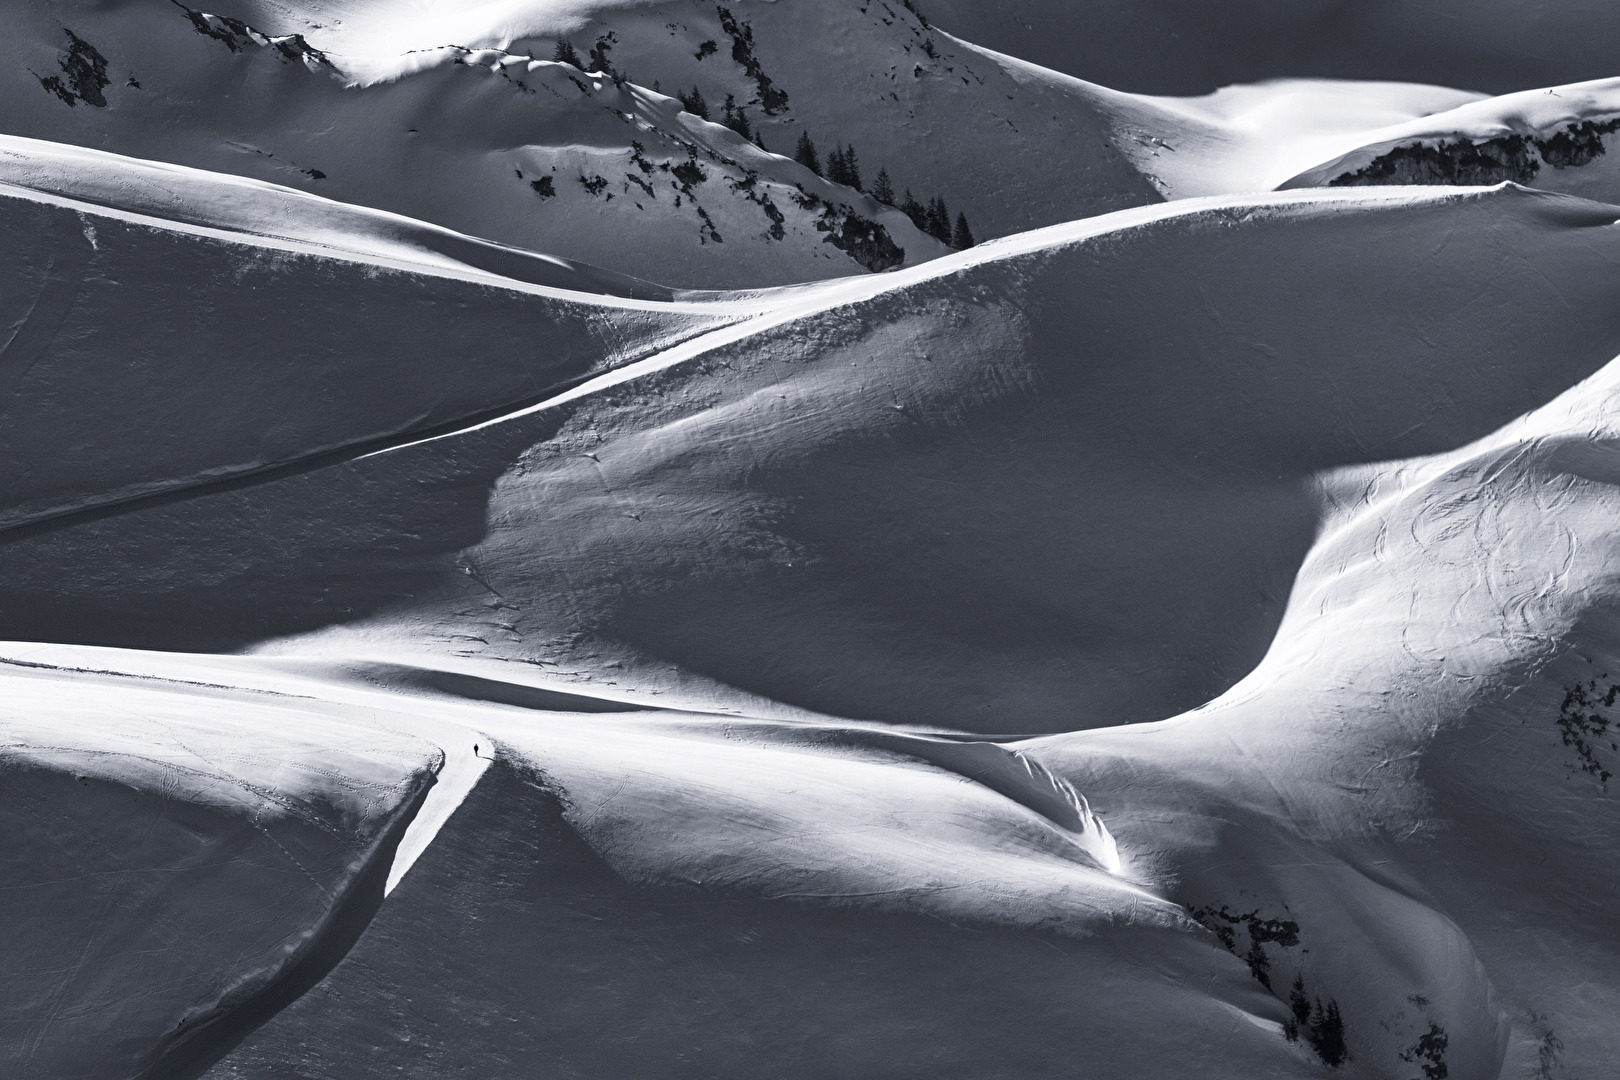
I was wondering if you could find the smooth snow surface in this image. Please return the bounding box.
[9,3,1620,1079]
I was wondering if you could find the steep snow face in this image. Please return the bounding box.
[0,0,951,288]
[6,182,1620,736]
[0,656,441,1080]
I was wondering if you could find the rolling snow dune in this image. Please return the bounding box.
[11,29,1620,1067]
[12,293,1620,1076]
[5,183,1620,737]
[205,753,1311,1080]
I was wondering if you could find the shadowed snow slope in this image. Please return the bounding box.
[0,658,441,1080]
[0,159,738,532]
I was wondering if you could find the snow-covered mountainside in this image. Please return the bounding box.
[0,0,1180,286]
[8,2,1620,1078]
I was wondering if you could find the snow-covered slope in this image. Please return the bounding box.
[11,11,1620,1074]
[6,178,1620,733]
[11,298,1620,1076]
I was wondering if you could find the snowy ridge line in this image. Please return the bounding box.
[0,133,686,303]
[0,362,618,543]
[371,183,1501,457]
[0,183,1485,538]
[0,653,322,701]
[0,643,492,901]
[0,175,724,312]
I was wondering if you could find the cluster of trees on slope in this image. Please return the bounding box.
[792,131,975,249]
[554,4,975,260]
[667,87,975,251]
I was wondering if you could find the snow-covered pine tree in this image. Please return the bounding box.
[952,211,975,248]
[795,131,821,175]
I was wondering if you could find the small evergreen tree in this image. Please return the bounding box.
[951,211,975,248]
[1289,977,1311,1032]
[925,195,951,243]
[901,189,925,230]
[839,144,862,189]
[721,94,753,139]
[552,39,583,68]
[1309,1000,1348,1067]
[754,130,768,151]
[679,85,710,119]
[795,130,821,175]
[588,35,617,76]
[872,168,895,204]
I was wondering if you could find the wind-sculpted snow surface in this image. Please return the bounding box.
[10,11,1620,1072]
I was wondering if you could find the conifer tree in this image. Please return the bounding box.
[952,211,975,248]
[795,131,821,175]
[925,195,951,243]
[901,189,925,230]
[872,168,895,204]
[722,94,753,139]
[1289,977,1311,1031]
[680,85,710,119]
[826,146,846,184]
[552,39,583,68]
[842,144,862,190]
[1309,1000,1347,1067]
